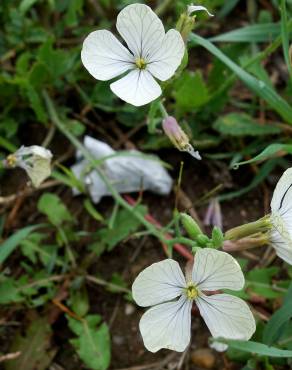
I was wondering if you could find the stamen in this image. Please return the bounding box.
[185,282,199,300]
[6,154,17,168]
[135,58,147,70]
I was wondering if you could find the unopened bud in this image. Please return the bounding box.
[181,212,202,239]
[211,226,224,248]
[196,234,210,246]
[162,116,201,160]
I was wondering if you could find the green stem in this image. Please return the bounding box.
[159,101,169,118]
[43,90,168,245]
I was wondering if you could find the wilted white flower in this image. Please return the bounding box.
[81,3,185,107]
[71,136,172,203]
[270,168,292,264]
[132,248,255,353]
[5,145,52,187]
[187,4,214,17]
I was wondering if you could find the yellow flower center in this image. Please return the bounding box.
[185,283,199,300]
[6,154,17,167]
[135,58,147,70]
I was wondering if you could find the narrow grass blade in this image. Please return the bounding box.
[189,33,292,124]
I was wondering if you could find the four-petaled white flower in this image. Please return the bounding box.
[270,168,292,264]
[5,145,52,187]
[81,3,185,107]
[132,248,255,353]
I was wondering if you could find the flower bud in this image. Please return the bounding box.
[211,226,224,248]
[162,116,201,160]
[176,4,213,42]
[181,212,202,239]
[196,234,210,246]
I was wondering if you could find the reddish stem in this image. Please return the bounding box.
[123,195,193,261]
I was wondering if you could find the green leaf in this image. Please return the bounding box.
[173,71,209,112]
[233,143,292,167]
[0,225,42,265]
[97,206,147,251]
[263,284,292,345]
[215,338,292,358]
[19,0,39,14]
[210,23,282,43]
[213,113,281,137]
[64,0,84,27]
[246,267,282,299]
[0,277,23,304]
[37,193,73,226]
[219,159,277,201]
[70,285,89,318]
[189,33,292,124]
[280,0,292,80]
[6,316,56,370]
[68,315,111,370]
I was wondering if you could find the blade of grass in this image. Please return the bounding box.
[210,23,282,43]
[0,224,43,264]
[280,0,292,80]
[189,33,292,123]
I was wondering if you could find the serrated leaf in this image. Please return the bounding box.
[0,278,23,304]
[173,71,209,112]
[37,193,73,226]
[5,316,56,370]
[213,113,281,137]
[68,315,110,370]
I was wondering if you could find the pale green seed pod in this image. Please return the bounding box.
[181,213,202,240]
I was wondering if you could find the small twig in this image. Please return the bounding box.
[86,275,131,294]
[0,180,61,205]
[0,351,21,363]
[42,124,56,148]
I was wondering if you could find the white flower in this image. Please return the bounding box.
[270,168,292,264]
[5,145,52,187]
[81,3,185,107]
[187,4,214,17]
[132,248,255,353]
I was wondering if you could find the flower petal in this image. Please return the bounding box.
[132,259,186,307]
[81,30,134,81]
[270,213,292,265]
[187,4,214,17]
[110,69,161,106]
[116,3,165,58]
[192,248,244,291]
[271,168,292,215]
[139,296,192,352]
[196,294,256,352]
[147,29,185,81]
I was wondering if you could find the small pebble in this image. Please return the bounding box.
[125,303,135,315]
[113,335,125,345]
[191,348,216,369]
